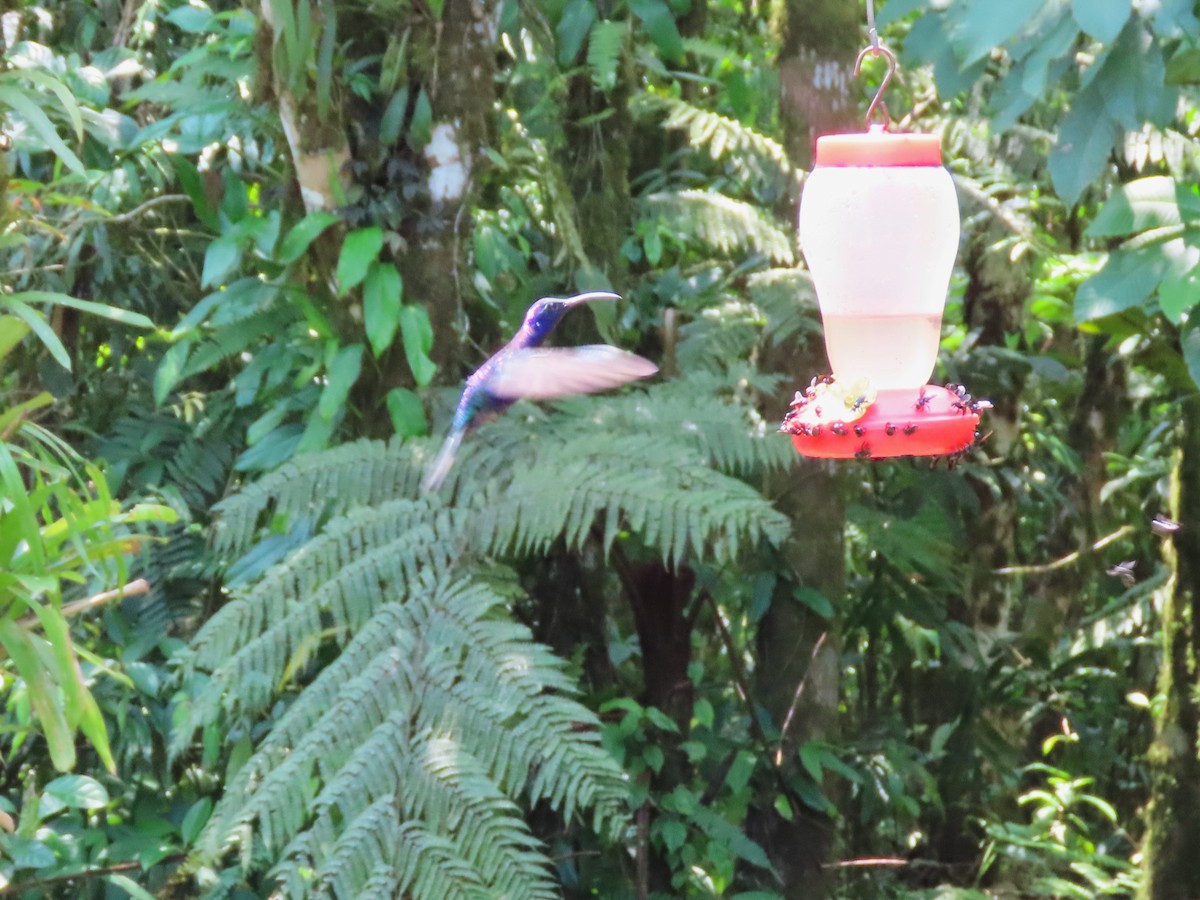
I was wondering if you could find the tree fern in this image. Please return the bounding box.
[179,377,791,897]
[185,578,624,899]
[640,189,795,265]
[633,92,799,199]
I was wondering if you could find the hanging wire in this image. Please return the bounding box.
[854,0,897,130]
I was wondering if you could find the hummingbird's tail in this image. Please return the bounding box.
[421,427,465,494]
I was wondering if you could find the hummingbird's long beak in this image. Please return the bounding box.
[563,291,622,306]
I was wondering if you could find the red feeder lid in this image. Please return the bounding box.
[814,131,943,168]
[782,382,983,460]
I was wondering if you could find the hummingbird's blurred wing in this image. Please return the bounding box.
[488,345,658,401]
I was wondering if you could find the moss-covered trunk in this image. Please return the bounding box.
[401,0,496,372]
[1140,395,1200,900]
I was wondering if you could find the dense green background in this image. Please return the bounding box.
[2,0,1199,896]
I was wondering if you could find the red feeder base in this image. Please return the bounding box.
[781,380,984,460]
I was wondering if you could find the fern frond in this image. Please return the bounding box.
[186,373,801,897]
[471,431,790,565]
[587,20,624,91]
[180,499,462,739]
[192,578,626,900]
[299,801,486,900]
[745,267,822,350]
[640,189,795,265]
[211,438,424,555]
[676,296,767,372]
[178,305,297,383]
[633,93,798,196]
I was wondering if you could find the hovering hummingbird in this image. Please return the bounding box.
[421,291,658,492]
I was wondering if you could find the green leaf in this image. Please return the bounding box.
[628,0,683,63]
[1071,0,1129,43]
[40,775,109,816]
[930,719,959,757]
[399,304,437,386]
[7,836,56,870]
[408,88,433,150]
[171,156,218,230]
[643,743,665,774]
[154,340,191,405]
[1092,21,1174,129]
[12,291,154,329]
[105,873,159,900]
[0,620,74,771]
[658,818,687,852]
[15,69,84,142]
[1160,256,1200,323]
[318,343,363,420]
[557,0,597,65]
[336,227,384,296]
[876,0,925,27]
[385,387,428,437]
[0,83,86,174]
[1086,176,1182,238]
[794,586,833,618]
[4,297,70,369]
[1182,324,1200,389]
[379,86,410,146]
[944,0,1046,65]
[1048,84,1119,207]
[1166,45,1200,84]
[181,797,213,844]
[165,3,215,32]
[201,235,243,288]
[363,262,403,356]
[0,391,53,437]
[0,315,31,363]
[1075,245,1170,322]
[798,742,824,783]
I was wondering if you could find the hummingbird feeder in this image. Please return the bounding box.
[781,2,987,462]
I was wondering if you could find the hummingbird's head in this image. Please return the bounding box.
[520,291,620,342]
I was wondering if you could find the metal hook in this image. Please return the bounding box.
[854,33,896,129]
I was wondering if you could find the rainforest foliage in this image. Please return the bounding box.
[2,0,1200,897]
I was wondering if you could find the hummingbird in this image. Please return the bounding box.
[421,291,658,492]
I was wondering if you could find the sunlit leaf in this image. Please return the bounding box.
[1071,0,1129,43]
[557,0,597,65]
[318,343,363,420]
[336,227,384,297]
[385,387,427,437]
[0,83,85,174]
[1049,84,1119,206]
[363,262,403,356]
[399,304,437,386]
[278,212,340,265]
[628,0,683,63]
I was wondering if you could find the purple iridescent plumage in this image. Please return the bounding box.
[421,291,658,492]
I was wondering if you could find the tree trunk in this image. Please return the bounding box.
[749,2,861,895]
[401,0,497,371]
[1140,395,1200,900]
[258,0,351,214]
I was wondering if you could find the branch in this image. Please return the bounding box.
[104,194,190,226]
[0,854,185,895]
[18,579,151,629]
[774,631,828,766]
[992,525,1134,576]
[822,857,907,869]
